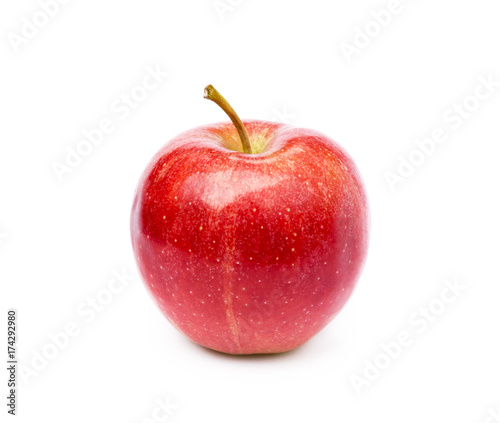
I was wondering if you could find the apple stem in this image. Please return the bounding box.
[204,85,253,154]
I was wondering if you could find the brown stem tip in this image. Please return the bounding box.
[204,85,252,154]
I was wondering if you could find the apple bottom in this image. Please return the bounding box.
[135,239,364,355]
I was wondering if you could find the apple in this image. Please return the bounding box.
[131,86,369,354]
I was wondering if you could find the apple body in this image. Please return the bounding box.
[131,120,369,354]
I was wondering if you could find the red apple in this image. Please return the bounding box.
[131,86,369,354]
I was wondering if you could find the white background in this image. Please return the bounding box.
[1,0,500,422]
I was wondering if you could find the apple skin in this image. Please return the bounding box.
[131,120,369,355]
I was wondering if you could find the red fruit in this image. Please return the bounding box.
[131,86,369,354]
